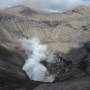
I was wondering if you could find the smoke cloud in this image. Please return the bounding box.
[18,37,55,82]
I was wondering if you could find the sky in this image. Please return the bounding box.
[0,0,24,9]
[0,0,90,13]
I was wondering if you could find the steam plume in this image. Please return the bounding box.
[18,37,55,82]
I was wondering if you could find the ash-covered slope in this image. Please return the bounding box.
[0,6,90,53]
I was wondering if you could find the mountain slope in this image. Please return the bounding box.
[0,6,90,53]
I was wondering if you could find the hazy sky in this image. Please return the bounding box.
[23,0,90,12]
[0,0,90,12]
[0,0,24,9]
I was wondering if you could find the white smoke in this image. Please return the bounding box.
[23,0,90,13]
[18,37,55,82]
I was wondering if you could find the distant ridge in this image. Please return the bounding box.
[4,5,38,16]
